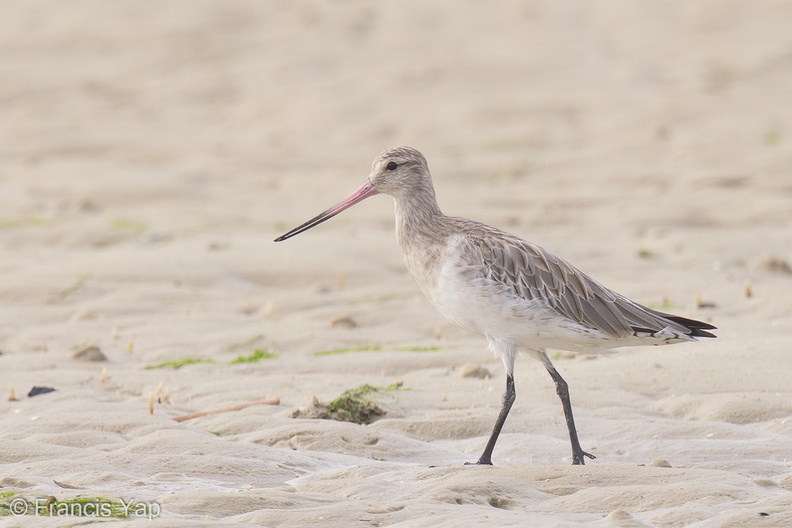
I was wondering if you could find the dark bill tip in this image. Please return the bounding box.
[273,207,336,242]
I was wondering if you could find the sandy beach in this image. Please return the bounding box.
[2,1,792,526]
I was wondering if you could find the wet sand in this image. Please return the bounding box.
[2,2,792,526]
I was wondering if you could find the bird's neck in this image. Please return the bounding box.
[393,187,445,249]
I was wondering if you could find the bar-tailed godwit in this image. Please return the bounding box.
[275,146,716,465]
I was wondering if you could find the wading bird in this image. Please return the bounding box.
[275,146,716,465]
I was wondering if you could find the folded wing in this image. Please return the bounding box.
[459,227,716,340]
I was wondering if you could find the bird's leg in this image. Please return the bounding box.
[545,366,595,465]
[466,374,515,466]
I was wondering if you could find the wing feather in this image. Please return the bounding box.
[458,224,697,339]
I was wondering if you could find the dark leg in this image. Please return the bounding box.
[546,366,595,465]
[466,374,515,466]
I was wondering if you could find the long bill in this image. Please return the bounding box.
[274,180,379,242]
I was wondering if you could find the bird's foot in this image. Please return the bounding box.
[571,450,596,465]
[464,458,493,466]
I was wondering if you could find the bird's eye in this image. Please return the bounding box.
[386,161,398,171]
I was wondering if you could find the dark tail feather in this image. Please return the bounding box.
[649,310,717,338]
